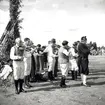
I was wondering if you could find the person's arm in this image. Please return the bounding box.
[10,47,22,60]
[63,49,69,56]
[78,44,90,55]
[43,46,48,53]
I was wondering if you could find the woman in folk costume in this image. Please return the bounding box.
[58,40,70,88]
[24,38,33,88]
[78,36,90,87]
[69,42,78,80]
[10,38,26,94]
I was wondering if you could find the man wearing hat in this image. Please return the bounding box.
[78,36,90,87]
[58,40,70,88]
[10,38,25,94]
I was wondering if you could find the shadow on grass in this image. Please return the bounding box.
[88,76,105,80]
[26,82,82,93]
[88,81,105,86]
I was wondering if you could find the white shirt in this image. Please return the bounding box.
[10,45,23,60]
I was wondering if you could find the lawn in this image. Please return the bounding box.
[0,55,105,105]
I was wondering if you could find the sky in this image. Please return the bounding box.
[0,0,105,46]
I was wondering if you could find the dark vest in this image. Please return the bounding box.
[58,47,69,64]
[14,46,24,56]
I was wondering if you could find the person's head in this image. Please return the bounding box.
[48,40,51,44]
[15,38,23,46]
[37,44,41,48]
[24,37,30,46]
[73,42,77,47]
[62,40,69,49]
[81,36,87,44]
[50,38,56,45]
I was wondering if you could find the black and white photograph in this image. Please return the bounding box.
[0,0,105,105]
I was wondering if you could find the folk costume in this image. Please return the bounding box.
[10,38,25,94]
[58,41,69,88]
[69,46,78,80]
[44,39,57,81]
[78,36,90,87]
[24,38,33,88]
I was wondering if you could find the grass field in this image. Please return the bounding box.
[0,55,105,105]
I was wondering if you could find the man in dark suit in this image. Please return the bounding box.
[78,36,90,87]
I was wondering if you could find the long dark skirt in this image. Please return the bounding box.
[30,55,36,81]
[79,57,89,75]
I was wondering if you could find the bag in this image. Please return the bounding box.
[35,71,48,82]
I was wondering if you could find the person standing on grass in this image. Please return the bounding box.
[58,40,70,88]
[35,44,44,72]
[44,38,58,81]
[78,36,91,87]
[69,42,78,80]
[24,38,33,89]
[10,38,26,94]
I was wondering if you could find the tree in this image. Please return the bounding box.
[0,0,23,62]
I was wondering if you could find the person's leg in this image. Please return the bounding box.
[19,79,26,93]
[54,57,58,77]
[48,62,54,81]
[81,59,90,87]
[30,55,36,82]
[81,73,83,83]
[13,62,20,94]
[14,79,19,94]
[34,55,40,72]
[60,63,68,88]
[24,57,32,88]
[83,74,86,85]
[71,70,75,80]
[27,75,32,87]
[24,75,30,88]
[75,71,78,80]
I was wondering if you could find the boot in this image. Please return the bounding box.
[60,76,67,88]
[75,71,77,80]
[19,79,26,93]
[14,80,19,94]
[27,75,32,87]
[50,71,54,80]
[48,72,51,80]
[24,76,30,89]
[48,71,54,81]
[60,77,63,87]
[71,71,75,80]
[62,77,67,88]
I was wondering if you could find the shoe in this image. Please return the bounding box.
[81,83,91,87]
[15,90,20,94]
[83,83,91,87]
[19,88,26,93]
[28,84,33,87]
[24,85,30,89]
[60,84,67,88]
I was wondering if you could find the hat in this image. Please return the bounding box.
[51,38,56,44]
[73,42,77,46]
[62,40,68,46]
[37,44,41,47]
[81,36,87,41]
[24,37,30,42]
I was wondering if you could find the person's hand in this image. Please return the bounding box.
[18,56,24,60]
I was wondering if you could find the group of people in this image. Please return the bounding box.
[10,36,91,94]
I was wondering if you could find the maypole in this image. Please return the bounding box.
[0,0,23,62]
